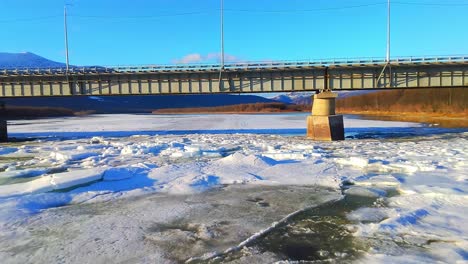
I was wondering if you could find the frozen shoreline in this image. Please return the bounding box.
[1,114,467,263]
[8,113,420,134]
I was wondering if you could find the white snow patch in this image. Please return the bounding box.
[0,176,54,198]
[0,114,466,263]
[0,168,50,179]
[50,151,99,162]
[103,165,149,181]
[0,168,104,198]
[51,169,104,190]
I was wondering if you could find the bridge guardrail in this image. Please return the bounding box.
[1,55,467,75]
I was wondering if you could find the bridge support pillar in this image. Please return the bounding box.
[0,120,7,142]
[307,91,344,141]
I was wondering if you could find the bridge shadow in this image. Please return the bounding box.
[345,127,467,140]
[8,126,467,141]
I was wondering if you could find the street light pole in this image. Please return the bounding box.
[377,0,392,87]
[218,0,224,90]
[221,0,224,69]
[386,0,390,63]
[64,5,70,73]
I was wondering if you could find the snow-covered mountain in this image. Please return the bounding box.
[0,52,66,68]
[271,92,313,105]
[272,91,376,105]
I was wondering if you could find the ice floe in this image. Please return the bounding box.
[0,114,466,263]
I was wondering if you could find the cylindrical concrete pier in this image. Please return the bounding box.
[311,92,337,116]
[307,91,344,141]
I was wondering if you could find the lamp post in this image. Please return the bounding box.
[386,0,390,63]
[221,0,224,69]
[218,0,224,90]
[64,5,70,73]
[377,0,391,87]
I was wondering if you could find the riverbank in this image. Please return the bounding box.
[152,102,309,114]
[336,88,467,127]
[338,110,468,128]
[0,106,95,119]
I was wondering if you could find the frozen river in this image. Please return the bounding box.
[0,114,467,263]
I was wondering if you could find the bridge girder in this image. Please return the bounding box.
[0,61,467,97]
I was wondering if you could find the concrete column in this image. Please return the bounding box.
[0,120,7,142]
[307,91,344,141]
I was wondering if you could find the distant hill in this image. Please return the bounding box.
[271,91,374,105]
[271,92,312,105]
[336,88,468,127]
[0,52,66,68]
[0,106,75,119]
[1,94,277,114]
[153,102,308,114]
[336,88,467,115]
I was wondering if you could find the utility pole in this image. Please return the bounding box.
[218,0,224,90]
[64,4,74,94]
[64,5,70,73]
[221,0,224,69]
[386,0,390,63]
[377,0,391,87]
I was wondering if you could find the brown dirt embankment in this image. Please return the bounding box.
[0,106,93,119]
[336,88,468,127]
[152,102,309,114]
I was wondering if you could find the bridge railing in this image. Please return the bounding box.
[1,55,467,75]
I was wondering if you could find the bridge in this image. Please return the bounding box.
[0,55,467,97]
[1,55,467,142]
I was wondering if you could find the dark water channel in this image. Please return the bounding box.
[193,187,380,264]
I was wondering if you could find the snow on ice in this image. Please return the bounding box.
[0,114,467,263]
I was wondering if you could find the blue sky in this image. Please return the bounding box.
[1,0,467,66]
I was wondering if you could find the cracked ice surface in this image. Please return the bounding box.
[0,114,467,263]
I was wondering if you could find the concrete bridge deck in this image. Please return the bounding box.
[0,55,467,97]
